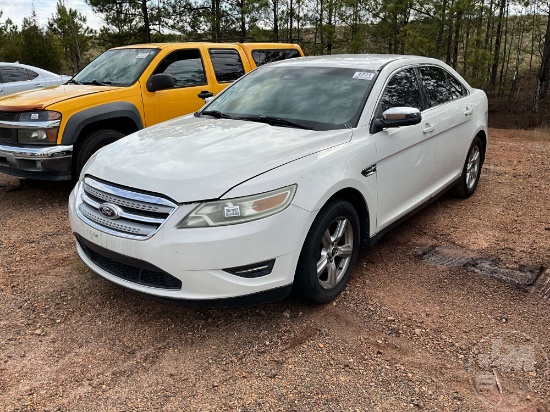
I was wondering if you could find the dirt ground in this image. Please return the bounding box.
[0,128,548,411]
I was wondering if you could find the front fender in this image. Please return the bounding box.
[61,102,143,145]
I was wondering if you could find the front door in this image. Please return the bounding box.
[141,48,214,126]
[372,67,436,232]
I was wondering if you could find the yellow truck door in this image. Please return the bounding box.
[140,47,215,126]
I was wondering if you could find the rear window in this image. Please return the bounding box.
[251,49,301,67]
[27,70,39,80]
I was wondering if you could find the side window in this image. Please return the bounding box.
[209,49,245,83]
[27,70,39,80]
[153,49,207,88]
[0,67,30,83]
[419,66,466,107]
[446,73,467,100]
[376,68,423,119]
[251,49,301,67]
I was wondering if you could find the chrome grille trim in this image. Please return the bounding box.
[84,176,176,210]
[81,192,166,224]
[76,177,178,240]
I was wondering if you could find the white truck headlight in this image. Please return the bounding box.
[177,185,296,228]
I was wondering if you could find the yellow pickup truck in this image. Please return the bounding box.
[0,42,303,181]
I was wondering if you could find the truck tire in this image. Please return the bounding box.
[73,129,125,180]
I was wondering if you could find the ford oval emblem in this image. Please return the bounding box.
[99,203,122,220]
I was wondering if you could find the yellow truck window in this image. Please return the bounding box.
[251,49,302,67]
[209,49,245,83]
[153,49,207,88]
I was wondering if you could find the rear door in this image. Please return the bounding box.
[417,65,475,193]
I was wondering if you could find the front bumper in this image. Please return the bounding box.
[0,144,73,180]
[68,185,314,302]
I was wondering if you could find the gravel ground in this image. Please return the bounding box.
[0,128,548,411]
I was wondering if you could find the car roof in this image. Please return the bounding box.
[112,42,300,51]
[267,54,431,70]
[0,62,57,75]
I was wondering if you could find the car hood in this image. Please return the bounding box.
[86,116,353,203]
[0,85,119,110]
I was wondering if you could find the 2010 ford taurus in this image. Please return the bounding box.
[68,55,488,305]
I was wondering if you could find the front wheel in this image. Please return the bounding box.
[294,199,360,304]
[450,136,483,198]
[73,129,125,180]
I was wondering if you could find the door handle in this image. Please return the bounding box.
[34,84,44,88]
[423,124,436,134]
[464,107,473,116]
[198,90,214,99]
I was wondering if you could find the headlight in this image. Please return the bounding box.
[17,111,61,145]
[177,185,297,228]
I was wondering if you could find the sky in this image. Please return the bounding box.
[0,0,103,30]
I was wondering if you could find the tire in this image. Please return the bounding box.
[294,199,360,304]
[450,136,483,198]
[73,129,125,180]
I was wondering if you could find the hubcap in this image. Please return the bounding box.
[466,145,481,190]
[316,216,354,289]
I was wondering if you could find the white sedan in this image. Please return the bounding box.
[68,55,488,305]
[0,62,71,96]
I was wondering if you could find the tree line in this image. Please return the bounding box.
[0,0,549,114]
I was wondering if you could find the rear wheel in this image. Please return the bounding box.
[73,129,125,180]
[450,136,483,198]
[294,199,360,304]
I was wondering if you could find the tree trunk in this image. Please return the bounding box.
[211,0,221,40]
[326,0,333,54]
[445,0,454,66]
[273,0,279,41]
[452,10,462,69]
[141,0,151,43]
[490,0,506,88]
[534,9,550,112]
[240,2,246,43]
[498,3,510,96]
[436,0,448,59]
[289,0,293,41]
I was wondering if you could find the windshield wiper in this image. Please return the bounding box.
[66,79,83,85]
[239,115,315,130]
[82,79,112,86]
[197,110,232,119]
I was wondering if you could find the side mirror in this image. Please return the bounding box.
[146,73,175,92]
[372,107,422,132]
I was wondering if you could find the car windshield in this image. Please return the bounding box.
[72,48,159,87]
[203,65,377,130]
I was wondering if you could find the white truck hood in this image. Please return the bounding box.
[85,116,352,203]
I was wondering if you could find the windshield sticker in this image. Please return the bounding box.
[340,98,352,108]
[224,206,241,218]
[353,72,374,80]
[31,113,39,120]
[136,52,150,59]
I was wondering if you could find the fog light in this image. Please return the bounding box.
[223,259,275,278]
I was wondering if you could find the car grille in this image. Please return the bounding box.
[0,112,19,144]
[77,236,182,290]
[76,177,177,239]
[0,112,18,121]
